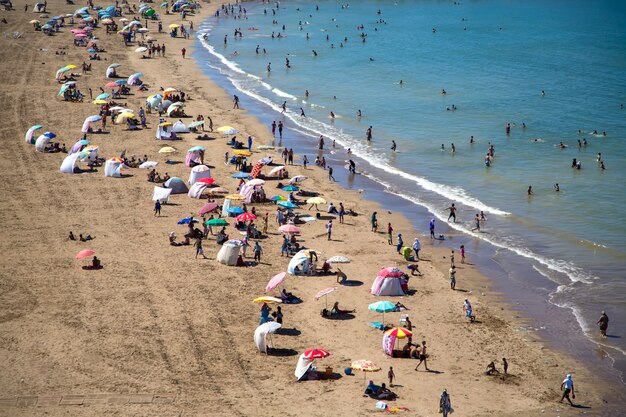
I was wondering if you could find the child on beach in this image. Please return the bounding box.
[460,245,465,264]
[388,366,395,386]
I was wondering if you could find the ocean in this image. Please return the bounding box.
[194,0,626,391]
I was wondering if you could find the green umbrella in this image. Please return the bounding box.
[368,301,397,324]
[205,218,229,226]
[145,9,155,16]
[282,185,299,192]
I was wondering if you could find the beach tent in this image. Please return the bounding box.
[171,121,190,134]
[216,240,242,265]
[188,164,211,185]
[287,252,311,275]
[371,267,406,296]
[164,177,188,194]
[33,2,45,12]
[188,182,208,199]
[382,333,395,357]
[152,186,172,203]
[34,135,52,152]
[185,147,205,167]
[127,72,143,85]
[60,152,81,174]
[295,354,315,381]
[25,125,43,144]
[104,158,126,177]
[82,115,102,133]
[69,139,89,154]
[254,322,282,354]
[155,123,177,140]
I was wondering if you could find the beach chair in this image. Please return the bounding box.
[399,314,409,326]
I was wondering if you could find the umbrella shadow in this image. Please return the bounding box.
[277,328,301,336]
[318,372,343,381]
[339,280,363,287]
[267,347,298,357]
[322,313,355,321]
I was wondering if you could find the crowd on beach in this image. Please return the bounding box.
[11,0,615,414]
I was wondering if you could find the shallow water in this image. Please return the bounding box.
[195,0,626,395]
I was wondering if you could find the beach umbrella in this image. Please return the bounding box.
[163,87,178,93]
[328,256,350,264]
[92,99,107,105]
[198,202,219,215]
[187,120,204,129]
[115,80,127,85]
[158,121,173,127]
[115,112,135,124]
[108,63,122,69]
[270,195,286,202]
[289,175,308,184]
[247,178,265,186]
[159,147,177,154]
[282,185,299,192]
[75,249,95,259]
[217,125,238,134]
[177,217,199,225]
[42,132,56,139]
[279,224,300,234]
[350,359,381,380]
[368,300,397,323]
[139,161,158,169]
[227,207,245,215]
[306,197,326,205]
[25,125,43,144]
[315,286,337,308]
[74,33,88,38]
[384,327,412,339]
[87,48,98,53]
[160,1,168,7]
[236,212,257,222]
[129,20,142,26]
[135,46,148,53]
[225,194,246,201]
[233,150,252,157]
[84,115,102,123]
[138,27,150,33]
[231,172,251,179]
[55,66,70,78]
[105,81,118,88]
[258,145,275,150]
[268,165,286,176]
[303,348,330,359]
[187,145,204,153]
[265,272,287,293]
[277,201,298,209]
[101,18,113,25]
[57,84,71,97]
[378,267,404,278]
[95,93,110,101]
[205,218,228,226]
[119,17,129,23]
[30,19,40,24]
[169,23,180,29]
[253,296,282,304]
[196,177,215,185]
[209,187,229,194]
[65,64,77,69]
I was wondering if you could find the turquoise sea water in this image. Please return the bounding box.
[196,0,626,390]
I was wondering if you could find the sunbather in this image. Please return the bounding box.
[331,302,355,315]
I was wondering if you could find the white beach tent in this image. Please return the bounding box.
[60,152,81,174]
[216,240,242,266]
[104,159,126,177]
[188,182,208,199]
[188,164,211,185]
[371,276,405,297]
[152,186,172,203]
[34,135,52,152]
[171,120,190,133]
[164,177,188,194]
[294,354,314,381]
[287,252,311,275]
[254,322,282,354]
[155,124,177,140]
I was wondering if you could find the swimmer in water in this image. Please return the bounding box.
[281,101,286,114]
[470,136,475,144]
[330,111,335,119]
[441,89,447,95]
[347,148,352,154]
[601,161,606,170]
[528,186,533,196]
[267,62,271,72]
[554,183,560,192]
[312,49,317,56]
[391,140,396,151]
[357,109,362,118]
[300,108,306,117]
[596,153,602,162]
[451,143,456,153]
[305,90,309,98]
[441,144,445,150]
[480,211,487,221]
[399,79,403,85]
[541,90,545,96]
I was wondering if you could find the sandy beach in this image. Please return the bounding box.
[0,1,618,416]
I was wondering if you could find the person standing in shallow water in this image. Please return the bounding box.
[597,311,609,337]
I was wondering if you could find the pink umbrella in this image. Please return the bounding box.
[74,33,88,38]
[278,224,300,234]
[75,249,95,259]
[315,286,338,308]
[377,267,404,278]
[105,81,118,88]
[236,212,257,222]
[70,29,85,34]
[198,202,219,215]
[265,272,286,292]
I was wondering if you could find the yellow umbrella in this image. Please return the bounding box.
[158,121,173,127]
[384,327,413,339]
[233,150,251,157]
[225,194,245,200]
[65,64,77,69]
[158,146,177,154]
[101,18,113,25]
[92,99,107,105]
[216,125,236,133]
[306,197,327,205]
[168,23,180,29]
[253,296,282,304]
[115,112,135,124]
[209,187,229,194]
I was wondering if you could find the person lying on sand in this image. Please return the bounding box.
[79,234,95,242]
[394,302,409,311]
[331,302,355,315]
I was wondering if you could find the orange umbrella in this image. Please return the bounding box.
[75,249,95,259]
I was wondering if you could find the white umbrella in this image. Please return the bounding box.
[289,175,308,184]
[254,322,282,354]
[248,178,266,186]
[139,161,158,169]
[268,165,286,176]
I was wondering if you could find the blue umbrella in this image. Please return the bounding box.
[87,48,98,53]
[231,172,251,179]
[282,185,299,192]
[43,132,57,138]
[228,207,245,215]
[177,217,199,225]
[95,93,110,100]
[114,79,127,85]
[277,201,298,209]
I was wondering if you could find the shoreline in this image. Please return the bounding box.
[0,1,622,416]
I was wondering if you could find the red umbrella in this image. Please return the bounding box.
[197,177,216,184]
[377,267,404,278]
[265,272,286,292]
[315,286,338,308]
[278,224,300,234]
[75,249,95,259]
[198,202,219,215]
[303,348,330,359]
[236,212,257,222]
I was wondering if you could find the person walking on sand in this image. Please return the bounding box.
[328,166,335,181]
[387,223,393,245]
[181,47,186,58]
[253,241,263,262]
[597,311,609,337]
[233,94,240,109]
[396,233,403,253]
[560,374,575,406]
[502,358,508,375]
[415,340,429,371]
[388,366,395,386]
[439,389,452,417]
[262,212,268,234]
[194,237,207,259]
[449,265,457,290]
[326,220,333,240]
[429,218,436,239]
[371,212,378,232]
[412,237,421,259]
[460,245,465,264]
[154,200,161,217]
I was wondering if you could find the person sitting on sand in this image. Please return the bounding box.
[374,383,397,400]
[365,380,381,396]
[394,302,409,311]
[79,233,95,242]
[91,256,101,268]
[280,289,300,303]
[236,254,246,267]
[485,361,500,375]
[321,260,332,274]
[260,302,272,324]
[68,231,76,241]
[331,301,355,316]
